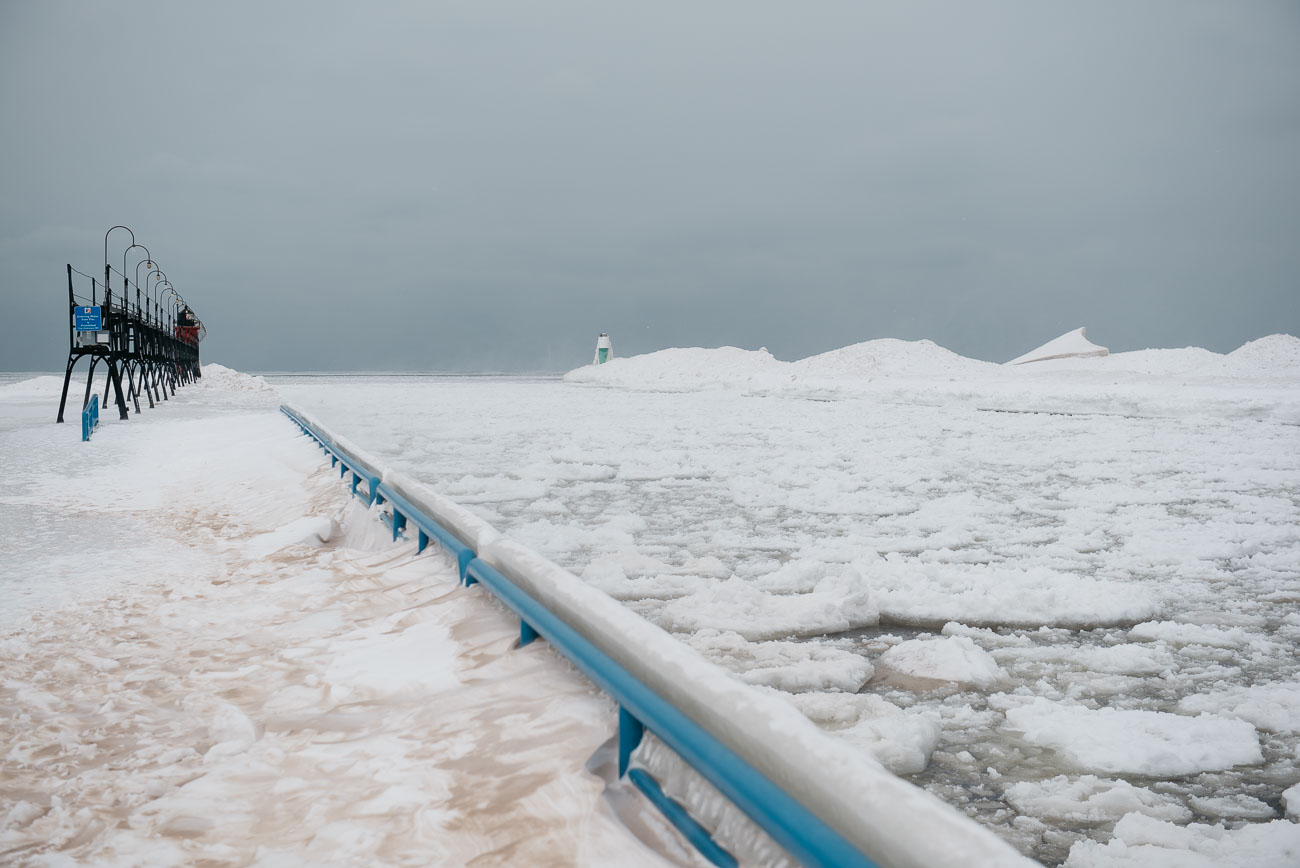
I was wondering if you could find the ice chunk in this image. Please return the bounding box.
[658,570,877,640]
[1128,621,1252,648]
[1188,794,1276,820]
[1003,699,1263,775]
[1063,813,1300,868]
[1004,775,1191,823]
[1177,682,1300,734]
[868,557,1156,628]
[686,630,873,693]
[877,635,1007,689]
[1283,782,1300,818]
[784,692,941,775]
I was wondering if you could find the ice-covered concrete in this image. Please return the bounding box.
[0,373,685,867]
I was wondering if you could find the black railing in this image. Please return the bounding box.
[56,227,206,424]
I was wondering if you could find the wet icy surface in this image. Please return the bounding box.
[278,371,1300,865]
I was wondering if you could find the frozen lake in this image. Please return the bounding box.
[276,346,1300,865]
[3,336,1298,866]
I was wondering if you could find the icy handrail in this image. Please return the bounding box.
[278,403,1037,868]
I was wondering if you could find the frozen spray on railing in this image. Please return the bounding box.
[593,333,613,365]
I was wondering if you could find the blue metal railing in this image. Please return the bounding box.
[281,406,379,504]
[278,404,881,868]
[81,394,100,441]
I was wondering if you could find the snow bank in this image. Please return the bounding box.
[791,338,999,379]
[1007,327,1109,365]
[0,374,67,398]
[563,346,786,392]
[1002,699,1263,776]
[563,333,1300,422]
[200,363,279,397]
[1226,333,1300,374]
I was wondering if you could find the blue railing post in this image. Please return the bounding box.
[81,394,100,441]
[520,619,539,646]
[619,705,645,777]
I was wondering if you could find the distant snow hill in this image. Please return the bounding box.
[562,333,1300,423]
[564,333,1299,389]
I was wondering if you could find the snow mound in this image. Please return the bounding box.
[0,375,68,398]
[792,338,998,379]
[1007,327,1109,365]
[564,346,785,391]
[1003,699,1263,776]
[1225,334,1300,375]
[200,364,279,396]
[1090,347,1227,376]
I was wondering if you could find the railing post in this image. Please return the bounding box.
[618,705,644,777]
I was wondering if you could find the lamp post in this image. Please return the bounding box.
[146,270,168,326]
[103,225,134,305]
[135,256,158,320]
[161,286,180,334]
[123,243,152,318]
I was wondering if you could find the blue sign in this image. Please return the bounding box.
[74,306,102,331]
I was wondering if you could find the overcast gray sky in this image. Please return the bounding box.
[2,1,1297,372]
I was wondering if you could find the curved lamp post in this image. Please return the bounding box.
[134,256,159,319]
[146,270,168,326]
[122,243,152,317]
[161,286,181,333]
[103,225,134,303]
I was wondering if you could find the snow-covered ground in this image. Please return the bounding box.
[0,370,691,867]
[4,335,1299,867]
[273,335,1300,867]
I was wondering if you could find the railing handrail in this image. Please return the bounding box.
[278,403,1037,868]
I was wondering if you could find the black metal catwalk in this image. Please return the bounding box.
[56,226,206,424]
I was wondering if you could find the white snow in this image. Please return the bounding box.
[1004,775,1191,824]
[0,370,684,868]
[7,331,1300,868]
[1177,682,1300,734]
[1063,813,1300,868]
[1002,699,1263,776]
[1007,328,1109,366]
[269,333,1300,866]
[877,636,1008,689]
